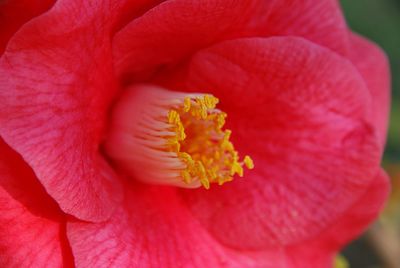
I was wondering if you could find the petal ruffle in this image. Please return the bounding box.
[0,139,73,267]
[348,33,391,148]
[169,37,382,250]
[0,0,155,222]
[113,0,349,80]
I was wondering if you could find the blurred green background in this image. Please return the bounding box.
[340,0,400,267]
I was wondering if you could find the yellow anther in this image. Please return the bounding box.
[176,123,186,140]
[203,95,218,109]
[230,162,243,177]
[183,97,191,112]
[167,110,180,124]
[181,170,191,183]
[200,179,210,189]
[195,161,207,179]
[243,155,254,169]
[200,105,207,119]
[216,113,226,129]
[223,130,232,140]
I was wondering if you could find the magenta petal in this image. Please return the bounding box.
[0,1,132,222]
[174,37,382,249]
[0,139,73,267]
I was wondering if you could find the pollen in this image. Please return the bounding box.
[105,85,254,189]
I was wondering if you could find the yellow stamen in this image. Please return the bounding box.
[164,94,254,189]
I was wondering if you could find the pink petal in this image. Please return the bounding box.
[67,175,386,267]
[348,33,391,148]
[284,169,389,267]
[0,0,155,221]
[113,0,349,80]
[0,0,55,55]
[264,0,350,55]
[67,183,314,267]
[67,184,237,268]
[0,139,73,267]
[169,37,383,249]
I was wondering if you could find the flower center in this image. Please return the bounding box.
[105,85,253,189]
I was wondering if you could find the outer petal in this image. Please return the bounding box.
[348,33,391,148]
[67,171,388,268]
[284,170,389,267]
[113,0,349,79]
[0,139,73,267]
[166,37,382,250]
[264,0,349,55]
[0,0,55,55]
[67,184,236,268]
[68,183,291,268]
[66,173,388,268]
[0,0,157,222]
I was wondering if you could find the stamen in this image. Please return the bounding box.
[105,85,254,189]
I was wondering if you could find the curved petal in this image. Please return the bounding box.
[284,169,389,267]
[67,176,384,268]
[0,0,161,221]
[312,169,389,249]
[113,0,349,80]
[0,0,55,55]
[265,0,349,56]
[165,37,382,250]
[67,183,310,268]
[68,184,239,268]
[0,139,73,267]
[348,33,391,148]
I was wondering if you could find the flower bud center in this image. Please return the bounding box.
[105,85,253,189]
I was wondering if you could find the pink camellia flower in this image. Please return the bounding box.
[0,0,390,267]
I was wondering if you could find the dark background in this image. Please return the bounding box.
[340,1,400,267]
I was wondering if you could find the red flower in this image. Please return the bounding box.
[0,1,390,267]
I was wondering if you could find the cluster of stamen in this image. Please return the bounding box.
[105,86,254,189]
[164,94,253,189]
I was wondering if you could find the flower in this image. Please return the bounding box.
[0,0,390,267]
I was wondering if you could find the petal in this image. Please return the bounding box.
[113,0,273,79]
[264,0,350,55]
[67,179,382,267]
[348,33,391,148]
[113,0,349,80]
[312,169,389,249]
[0,139,73,267]
[67,183,299,268]
[171,37,382,249]
[68,184,238,268]
[0,0,161,221]
[0,0,55,55]
[284,169,389,267]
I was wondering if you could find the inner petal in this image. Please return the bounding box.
[105,85,253,189]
